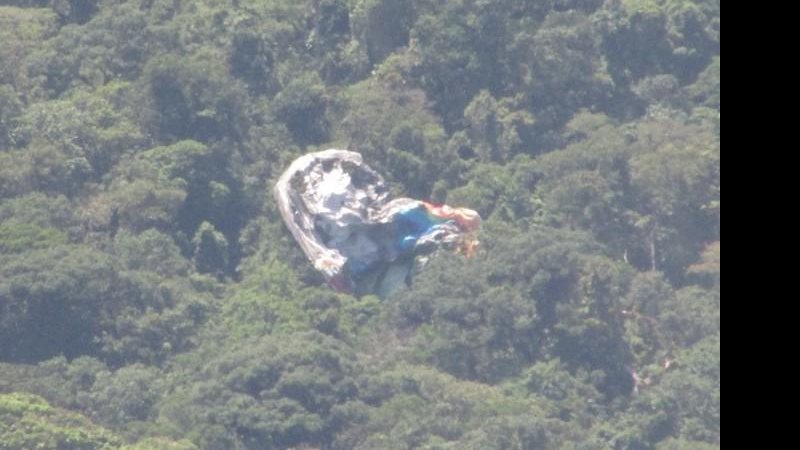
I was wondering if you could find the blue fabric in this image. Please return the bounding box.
[393,206,438,252]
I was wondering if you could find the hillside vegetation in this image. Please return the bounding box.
[1,1,719,449]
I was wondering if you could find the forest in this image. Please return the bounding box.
[0,0,720,449]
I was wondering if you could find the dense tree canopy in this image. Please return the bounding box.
[1,0,719,448]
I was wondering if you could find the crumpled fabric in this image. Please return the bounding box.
[274,150,480,297]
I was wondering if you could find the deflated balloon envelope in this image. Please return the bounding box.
[274,150,481,297]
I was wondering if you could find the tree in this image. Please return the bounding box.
[142,52,248,143]
[114,229,191,277]
[334,365,561,449]
[140,140,242,242]
[410,0,511,127]
[687,56,720,110]
[228,28,276,93]
[0,243,213,365]
[0,85,22,149]
[192,221,229,276]
[0,221,67,254]
[0,245,130,362]
[513,10,614,128]
[0,392,121,450]
[335,78,449,198]
[85,364,163,428]
[158,331,364,450]
[388,225,632,393]
[351,0,414,64]
[629,116,720,277]
[83,157,186,234]
[50,0,100,25]
[0,0,720,447]
[460,90,536,163]
[272,72,330,146]
[15,83,147,179]
[0,6,56,88]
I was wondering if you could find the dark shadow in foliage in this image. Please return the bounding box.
[143,54,248,144]
[352,0,414,64]
[192,221,229,278]
[229,30,275,94]
[315,0,351,40]
[148,67,193,140]
[51,0,100,25]
[272,72,330,146]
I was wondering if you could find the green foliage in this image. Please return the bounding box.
[158,331,364,450]
[336,78,448,197]
[86,157,187,233]
[84,364,164,428]
[114,229,191,277]
[22,2,156,98]
[388,226,633,392]
[522,110,720,279]
[687,241,719,287]
[0,221,67,253]
[0,0,719,448]
[445,159,538,221]
[336,364,561,449]
[217,256,380,344]
[0,192,74,228]
[0,390,199,450]
[120,438,199,450]
[228,28,276,93]
[0,243,214,364]
[656,439,719,450]
[459,91,535,163]
[0,138,89,198]
[351,0,414,64]
[217,259,308,338]
[0,392,121,450]
[687,57,720,109]
[192,221,229,275]
[0,84,23,149]
[0,357,109,412]
[0,6,57,88]
[598,0,719,86]
[141,140,243,240]
[410,0,513,126]
[0,245,130,361]
[97,273,217,366]
[517,10,614,124]
[272,71,330,146]
[510,359,604,426]
[142,52,248,143]
[15,82,147,180]
[50,0,100,25]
